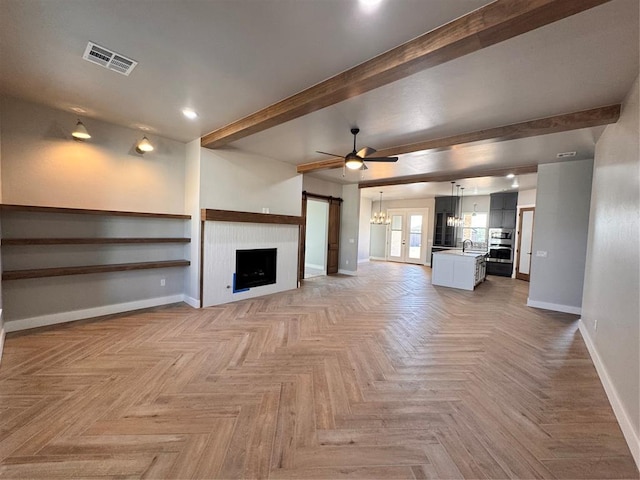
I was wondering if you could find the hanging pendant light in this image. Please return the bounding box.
[456,187,465,227]
[370,191,391,224]
[446,181,456,227]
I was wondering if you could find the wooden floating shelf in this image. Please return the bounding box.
[1,238,191,246]
[2,260,191,281]
[0,204,191,220]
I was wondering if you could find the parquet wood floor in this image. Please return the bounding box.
[1,262,638,479]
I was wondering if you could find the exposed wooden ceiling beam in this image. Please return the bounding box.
[296,104,621,174]
[202,0,612,149]
[358,165,540,189]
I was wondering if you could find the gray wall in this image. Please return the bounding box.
[528,159,593,312]
[581,77,639,454]
[369,224,387,259]
[357,196,372,262]
[339,184,360,273]
[0,97,189,328]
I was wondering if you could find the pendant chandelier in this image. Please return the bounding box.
[455,187,465,227]
[446,182,465,227]
[447,182,458,227]
[370,191,391,224]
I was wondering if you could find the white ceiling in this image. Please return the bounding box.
[1,0,638,199]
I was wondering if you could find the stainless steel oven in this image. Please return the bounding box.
[488,228,514,263]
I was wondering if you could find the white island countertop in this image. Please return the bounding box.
[432,250,487,291]
[435,250,487,258]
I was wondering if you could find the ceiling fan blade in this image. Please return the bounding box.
[316,150,343,158]
[357,146,376,158]
[361,156,399,162]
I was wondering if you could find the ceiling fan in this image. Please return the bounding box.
[316,127,398,171]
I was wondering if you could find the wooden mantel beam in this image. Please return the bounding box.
[296,104,621,174]
[202,0,612,149]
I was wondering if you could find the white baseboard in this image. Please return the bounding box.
[304,263,325,270]
[183,295,200,309]
[338,269,357,276]
[4,294,186,333]
[578,320,640,469]
[527,298,581,315]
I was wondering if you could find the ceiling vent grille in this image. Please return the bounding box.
[556,151,577,158]
[82,42,138,76]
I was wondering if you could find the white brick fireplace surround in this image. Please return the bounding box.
[201,210,303,307]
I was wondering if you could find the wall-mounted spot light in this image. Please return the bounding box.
[136,136,154,154]
[72,120,91,141]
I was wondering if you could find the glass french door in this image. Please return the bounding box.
[386,209,428,264]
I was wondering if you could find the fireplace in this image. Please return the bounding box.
[235,248,277,291]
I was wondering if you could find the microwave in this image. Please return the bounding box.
[489,228,513,240]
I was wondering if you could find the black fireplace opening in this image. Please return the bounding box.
[235,248,277,290]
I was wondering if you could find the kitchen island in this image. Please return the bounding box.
[432,250,487,291]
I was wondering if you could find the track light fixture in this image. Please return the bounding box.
[136,136,154,154]
[72,120,91,141]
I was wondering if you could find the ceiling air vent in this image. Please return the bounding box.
[82,42,138,76]
[556,151,577,159]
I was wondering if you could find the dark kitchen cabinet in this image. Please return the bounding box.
[489,193,517,228]
[433,196,458,247]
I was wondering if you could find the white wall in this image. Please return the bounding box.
[183,139,202,307]
[0,97,186,213]
[580,77,639,467]
[200,148,301,216]
[339,184,360,273]
[528,159,593,314]
[517,188,537,206]
[302,175,343,198]
[197,148,303,303]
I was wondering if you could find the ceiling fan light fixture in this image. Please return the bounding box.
[345,155,363,170]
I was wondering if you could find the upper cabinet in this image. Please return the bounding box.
[489,192,518,229]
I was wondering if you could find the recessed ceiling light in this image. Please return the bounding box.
[182,108,198,120]
[359,0,383,11]
[71,107,86,114]
[506,173,515,179]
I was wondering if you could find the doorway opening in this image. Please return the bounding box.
[304,199,329,278]
[386,208,429,265]
[299,192,342,282]
[516,207,535,281]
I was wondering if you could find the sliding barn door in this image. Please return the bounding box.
[327,198,341,274]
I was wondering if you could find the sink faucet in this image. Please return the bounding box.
[462,239,473,253]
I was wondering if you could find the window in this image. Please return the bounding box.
[461,212,488,244]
